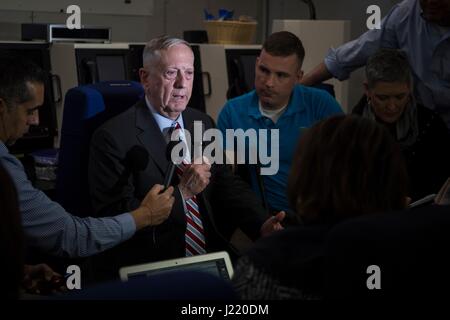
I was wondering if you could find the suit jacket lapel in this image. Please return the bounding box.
[135,100,168,175]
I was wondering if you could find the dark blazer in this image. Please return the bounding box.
[89,99,268,280]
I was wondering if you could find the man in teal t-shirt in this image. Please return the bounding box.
[218,31,343,219]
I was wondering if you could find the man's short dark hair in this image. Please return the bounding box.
[0,53,45,110]
[262,31,305,66]
[365,49,412,89]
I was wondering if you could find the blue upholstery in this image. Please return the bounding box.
[56,81,144,217]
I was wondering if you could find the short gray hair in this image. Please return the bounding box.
[365,49,412,89]
[142,35,191,67]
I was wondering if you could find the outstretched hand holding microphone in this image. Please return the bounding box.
[117,145,175,230]
[132,184,175,230]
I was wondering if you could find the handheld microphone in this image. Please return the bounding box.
[163,140,182,190]
[109,145,149,194]
[124,145,149,172]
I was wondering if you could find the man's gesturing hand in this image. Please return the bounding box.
[178,157,211,200]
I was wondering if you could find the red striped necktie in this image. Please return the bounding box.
[172,122,207,256]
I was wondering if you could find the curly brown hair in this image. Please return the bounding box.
[288,115,409,224]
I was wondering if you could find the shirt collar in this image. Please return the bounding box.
[248,86,305,120]
[145,96,185,134]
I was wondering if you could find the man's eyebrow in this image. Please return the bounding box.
[259,63,290,75]
[276,71,290,76]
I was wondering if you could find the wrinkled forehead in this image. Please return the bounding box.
[21,81,45,109]
[28,81,44,98]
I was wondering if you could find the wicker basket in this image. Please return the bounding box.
[204,20,257,45]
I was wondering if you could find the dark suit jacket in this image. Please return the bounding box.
[89,99,268,280]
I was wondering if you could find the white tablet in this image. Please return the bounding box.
[119,251,234,281]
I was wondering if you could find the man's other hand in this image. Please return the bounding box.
[178,157,211,199]
[260,211,286,237]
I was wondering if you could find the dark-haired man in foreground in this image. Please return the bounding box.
[0,54,174,259]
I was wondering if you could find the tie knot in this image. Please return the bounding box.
[166,122,182,142]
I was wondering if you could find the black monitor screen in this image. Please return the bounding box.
[225,49,260,100]
[96,55,126,81]
[238,55,257,91]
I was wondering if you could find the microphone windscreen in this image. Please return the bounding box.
[125,145,149,171]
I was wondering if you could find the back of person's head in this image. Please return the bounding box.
[0,162,24,299]
[142,35,190,67]
[288,115,408,224]
[0,53,45,110]
[365,49,412,89]
[262,31,305,66]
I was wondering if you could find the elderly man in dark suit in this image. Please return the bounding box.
[89,35,285,280]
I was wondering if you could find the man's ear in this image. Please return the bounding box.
[139,67,148,85]
[297,69,304,83]
[363,81,370,96]
[255,57,260,69]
